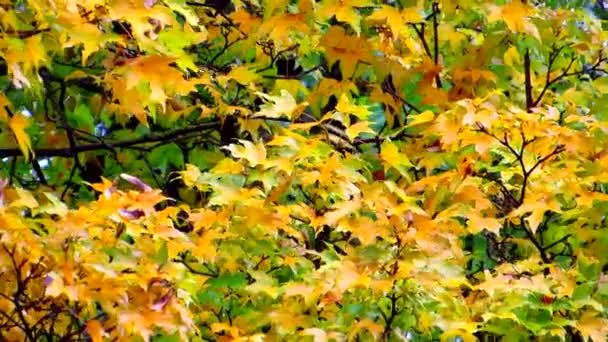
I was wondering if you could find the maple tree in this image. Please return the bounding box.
[0,0,607,340]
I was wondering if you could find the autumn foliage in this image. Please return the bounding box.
[0,0,608,341]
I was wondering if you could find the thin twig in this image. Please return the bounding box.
[256,44,300,73]
[186,1,248,37]
[262,65,321,80]
[543,234,572,250]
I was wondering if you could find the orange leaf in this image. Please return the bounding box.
[86,320,104,342]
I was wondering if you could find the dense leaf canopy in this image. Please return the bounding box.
[0,0,607,341]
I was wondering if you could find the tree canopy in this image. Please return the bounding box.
[0,0,607,341]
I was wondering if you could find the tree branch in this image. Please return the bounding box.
[0,28,50,38]
[431,2,442,89]
[520,144,565,203]
[186,1,248,38]
[0,121,221,158]
[543,234,572,251]
[524,49,533,112]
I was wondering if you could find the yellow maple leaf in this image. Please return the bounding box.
[239,205,287,235]
[347,318,384,341]
[488,2,540,40]
[223,140,267,167]
[118,55,196,113]
[258,13,310,50]
[380,140,413,179]
[575,311,608,342]
[336,94,371,120]
[338,216,386,245]
[466,214,502,234]
[320,197,361,227]
[253,90,303,119]
[9,113,33,161]
[367,5,422,38]
[230,8,263,33]
[346,121,375,140]
[8,187,39,209]
[503,45,521,67]
[316,0,373,35]
[218,65,260,87]
[437,23,467,50]
[309,79,358,116]
[509,192,560,233]
[4,36,47,78]
[407,110,435,127]
[320,26,372,78]
[57,11,115,64]
[246,270,280,298]
[108,0,175,43]
[284,283,320,307]
[191,228,222,262]
[210,159,245,175]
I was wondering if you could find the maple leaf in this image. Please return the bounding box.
[316,0,373,35]
[253,90,304,120]
[257,13,311,50]
[407,110,435,127]
[308,79,358,116]
[319,197,361,227]
[284,283,320,307]
[223,140,267,167]
[246,270,280,298]
[3,36,47,80]
[367,5,423,38]
[114,55,196,115]
[218,65,260,87]
[8,113,33,161]
[466,213,502,234]
[85,320,105,342]
[335,93,371,120]
[320,26,372,78]
[338,216,387,245]
[487,2,540,40]
[57,12,119,64]
[508,192,560,233]
[503,45,522,67]
[347,318,384,341]
[345,121,374,140]
[380,140,413,180]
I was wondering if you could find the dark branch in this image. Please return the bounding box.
[431,2,442,89]
[524,49,533,112]
[543,234,572,251]
[0,121,220,158]
[1,28,50,38]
